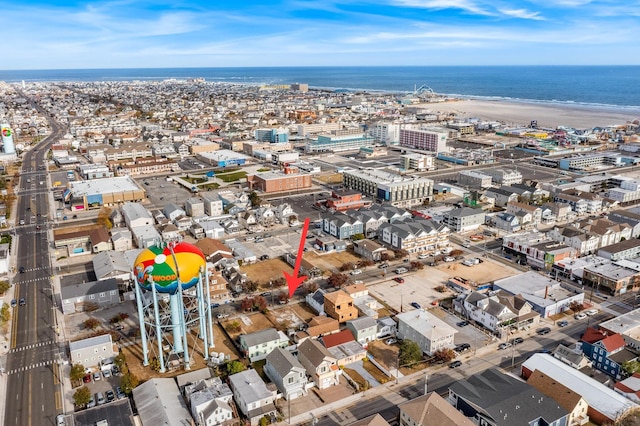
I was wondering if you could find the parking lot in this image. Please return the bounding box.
[80,365,126,409]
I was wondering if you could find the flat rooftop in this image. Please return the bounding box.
[70,175,140,196]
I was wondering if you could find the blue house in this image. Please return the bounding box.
[580,327,630,380]
[322,214,363,240]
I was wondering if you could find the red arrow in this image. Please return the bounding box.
[284,217,310,297]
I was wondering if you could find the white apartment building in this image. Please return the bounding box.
[369,122,400,145]
[343,168,433,207]
[402,153,434,171]
[483,168,523,185]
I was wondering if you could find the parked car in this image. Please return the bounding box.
[511,337,524,345]
[103,369,111,378]
[454,343,471,352]
[449,360,462,368]
[116,386,126,400]
[96,392,105,405]
[444,256,455,262]
[56,414,66,426]
[378,263,389,269]
[558,320,569,327]
[86,395,96,408]
[574,313,587,320]
[456,321,469,327]
[105,390,115,403]
[350,269,362,275]
[394,267,408,274]
[418,253,428,259]
[585,309,598,316]
[538,348,552,354]
[93,371,101,381]
[393,277,405,284]
[259,254,270,260]
[113,324,124,331]
[83,374,92,383]
[111,365,120,376]
[410,302,421,309]
[536,327,551,335]
[217,313,229,319]
[385,338,397,345]
[10,299,16,308]
[498,342,512,350]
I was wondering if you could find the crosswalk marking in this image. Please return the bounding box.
[6,359,55,375]
[9,340,55,353]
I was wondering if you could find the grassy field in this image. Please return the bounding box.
[217,170,248,182]
[241,258,294,285]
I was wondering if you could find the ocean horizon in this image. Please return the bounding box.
[1,65,639,111]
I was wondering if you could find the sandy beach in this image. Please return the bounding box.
[424,99,640,129]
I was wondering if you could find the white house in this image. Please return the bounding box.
[396,309,457,355]
[69,334,117,368]
[228,369,279,426]
[263,347,309,400]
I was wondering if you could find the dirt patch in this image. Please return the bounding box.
[221,311,276,339]
[432,257,519,285]
[362,358,391,384]
[367,341,398,370]
[343,367,368,390]
[266,307,306,332]
[287,303,317,321]
[304,250,363,273]
[241,258,293,285]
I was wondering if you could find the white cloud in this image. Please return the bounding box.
[499,8,545,20]
[391,0,493,16]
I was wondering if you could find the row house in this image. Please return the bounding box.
[104,142,154,161]
[554,190,603,215]
[580,328,630,380]
[379,218,450,254]
[322,214,363,240]
[483,187,518,208]
[576,218,632,247]
[505,201,543,226]
[151,142,178,158]
[608,209,640,238]
[457,291,539,336]
[547,225,600,256]
[542,201,573,222]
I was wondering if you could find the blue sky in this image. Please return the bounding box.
[2,0,639,69]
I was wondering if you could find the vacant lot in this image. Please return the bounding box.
[241,258,293,285]
[222,311,275,338]
[305,250,362,273]
[432,257,517,285]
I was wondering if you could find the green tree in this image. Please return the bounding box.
[399,339,423,366]
[70,363,86,382]
[259,416,269,426]
[249,191,262,208]
[73,386,92,407]
[120,371,139,395]
[226,360,246,375]
[0,280,10,295]
[623,360,640,375]
[351,233,365,241]
[0,304,10,326]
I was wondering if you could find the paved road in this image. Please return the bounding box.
[4,93,64,426]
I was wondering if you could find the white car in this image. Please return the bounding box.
[441,247,452,254]
[350,269,362,275]
[444,256,455,262]
[585,309,598,316]
[574,313,587,320]
[418,253,428,259]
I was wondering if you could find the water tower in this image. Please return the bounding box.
[133,241,215,372]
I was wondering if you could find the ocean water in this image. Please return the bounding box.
[1,66,639,110]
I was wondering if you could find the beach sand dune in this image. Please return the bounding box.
[423,99,640,129]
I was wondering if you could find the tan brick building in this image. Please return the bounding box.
[246,168,312,194]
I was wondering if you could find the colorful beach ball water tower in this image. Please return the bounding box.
[133,241,215,372]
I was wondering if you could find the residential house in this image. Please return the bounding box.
[294,316,340,343]
[491,212,520,233]
[92,250,133,282]
[121,201,154,229]
[238,211,259,231]
[379,218,450,254]
[69,334,117,368]
[554,190,603,215]
[130,224,162,248]
[306,289,326,316]
[164,203,186,222]
[506,201,542,226]
[195,238,233,263]
[186,378,234,426]
[297,339,341,390]
[228,369,278,426]
[160,223,182,242]
[597,238,640,262]
[90,227,113,253]
[199,192,225,217]
[321,329,367,366]
[522,353,638,425]
[543,202,572,223]
[547,225,600,256]
[456,291,539,335]
[552,343,593,370]
[580,327,632,380]
[352,239,387,262]
[396,310,457,355]
[345,317,378,348]
[376,317,397,338]
[449,368,569,426]
[133,378,192,426]
[275,203,298,225]
[350,414,390,426]
[174,215,193,232]
[343,283,380,319]
[324,290,358,323]
[264,347,309,400]
[483,187,519,208]
[61,278,120,314]
[239,328,290,362]
[255,206,276,227]
[185,197,206,217]
[322,213,364,240]
[110,228,133,251]
[399,392,475,426]
[208,270,231,304]
[577,218,632,248]
[225,238,258,264]
[442,207,485,233]
[526,370,590,426]
[608,209,640,238]
[614,373,640,404]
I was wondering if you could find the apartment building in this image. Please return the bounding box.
[342,169,433,207]
[457,170,492,188]
[442,207,485,233]
[399,128,448,153]
[369,122,400,145]
[483,168,523,185]
[306,129,376,153]
[401,153,435,171]
[379,218,450,253]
